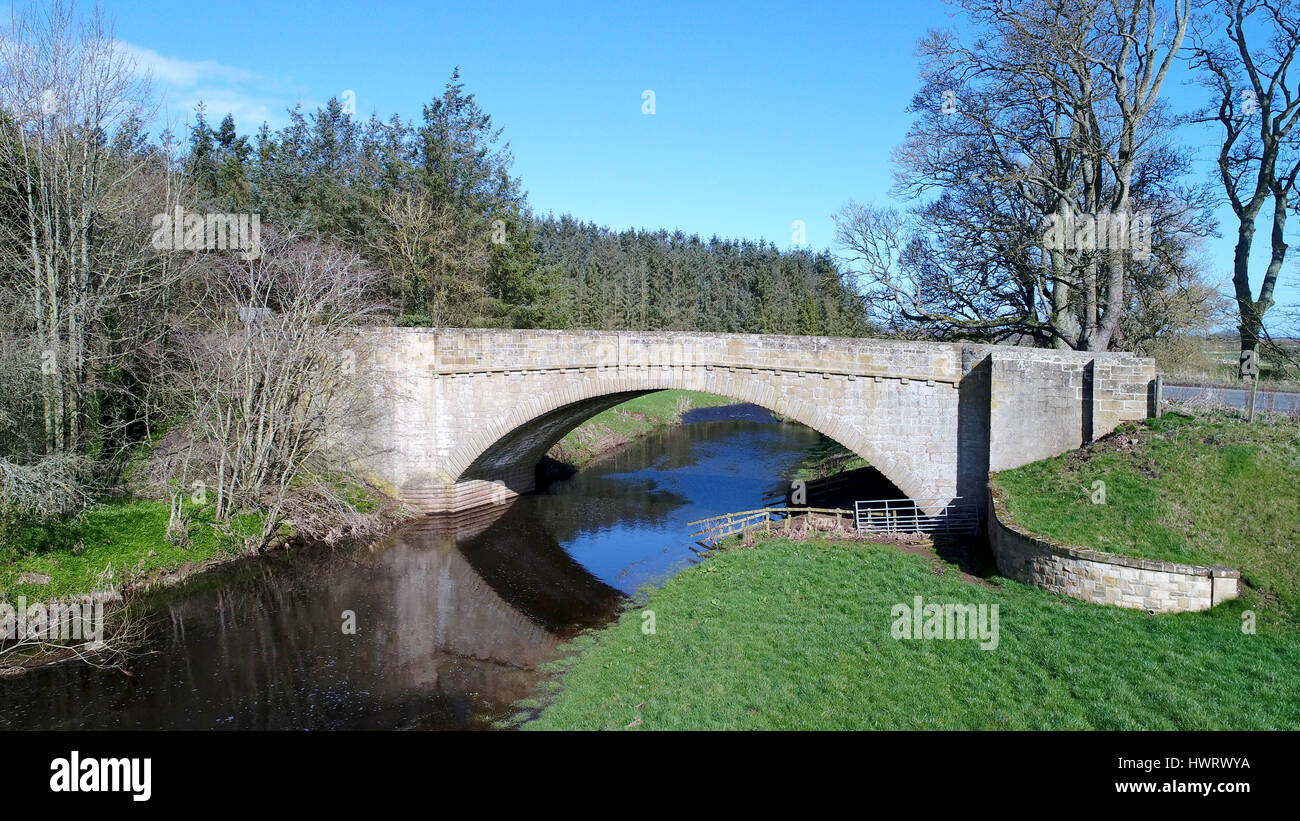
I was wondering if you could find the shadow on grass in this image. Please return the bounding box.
[931,533,998,579]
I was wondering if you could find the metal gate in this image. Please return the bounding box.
[853,497,978,535]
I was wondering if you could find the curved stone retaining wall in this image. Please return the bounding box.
[987,485,1240,613]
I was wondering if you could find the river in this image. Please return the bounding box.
[0,406,825,730]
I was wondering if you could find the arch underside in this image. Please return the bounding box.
[450,372,954,513]
[460,390,654,481]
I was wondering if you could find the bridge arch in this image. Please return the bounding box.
[446,366,945,512]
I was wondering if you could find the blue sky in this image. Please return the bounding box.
[103,0,1297,317]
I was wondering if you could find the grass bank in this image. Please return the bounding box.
[0,500,269,602]
[996,410,1300,624]
[524,536,1298,730]
[790,439,868,481]
[1,476,394,607]
[547,390,735,467]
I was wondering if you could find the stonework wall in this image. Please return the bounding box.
[987,486,1240,613]
[348,328,1157,516]
[975,346,1156,472]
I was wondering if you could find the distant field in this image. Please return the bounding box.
[1165,336,1300,392]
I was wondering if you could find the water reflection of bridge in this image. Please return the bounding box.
[0,502,625,730]
[332,503,624,703]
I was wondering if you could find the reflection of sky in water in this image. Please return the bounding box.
[547,419,821,593]
[681,402,782,425]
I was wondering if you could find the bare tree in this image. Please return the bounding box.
[0,2,199,534]
[0,1,156,454]
[1191,0,1300,377]
[372,185,492,326]
[170,228,385,546]
[838,0,1196,351]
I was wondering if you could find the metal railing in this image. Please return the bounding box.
[684,497,979,551]
[853,497,978,535]
[686,507,854,547]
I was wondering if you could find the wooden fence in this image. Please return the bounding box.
[687,497,979,553]
[686,507,855,548]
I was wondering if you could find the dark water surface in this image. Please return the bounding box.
[0,407,821,730]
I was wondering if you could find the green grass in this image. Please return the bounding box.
[548,390,735,466]
[0,499,263,601]
[996,410,1300,623]
[525,537,1300,730]
[791,438,869,481]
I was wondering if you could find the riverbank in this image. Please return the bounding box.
[995,408,1300,625]
[0,488,410,672]
[546,390,735,467]
[1,489,406,600]
[2,499,266,603]
[789,439,868,481]
[523,534,1299,730]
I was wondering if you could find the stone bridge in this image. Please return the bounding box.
[349,329,1156,516]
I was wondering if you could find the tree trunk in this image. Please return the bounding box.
[1233,219,1261,376]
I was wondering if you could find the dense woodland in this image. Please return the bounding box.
[182,81,874,337]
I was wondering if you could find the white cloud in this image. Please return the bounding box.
[119,42,256,87]
[120,40,312,132]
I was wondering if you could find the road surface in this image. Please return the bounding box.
[1165,383,1300,414]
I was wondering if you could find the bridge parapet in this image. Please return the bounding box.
[391,328,965,385]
